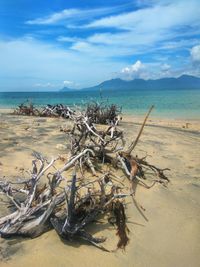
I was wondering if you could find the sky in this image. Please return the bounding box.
[0,0,200,91]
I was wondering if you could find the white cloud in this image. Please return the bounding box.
[63,80,74,87]
[57,36,80,42]
[84,0,200,31]
[158,39,200,51]
[70,41,136,58]
[120,60,145,80]
[191,45,200,63]
[26,1,200,60]
[122,60,143,73]
[161,63,171,71]
[69,0,200,57]
[25,0,200,64]
[26,9,78,25]
[34,82,56,88]
[117,60,200,80]
[118,60,174,80]
[26,4,131,25]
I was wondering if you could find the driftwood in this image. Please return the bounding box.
[14,103,75,119]
[0,153,64,238]
[13,102,40,116]
[40,104,75,118]
[126,105,154,154]
[1,106,169,251]
[51,174,130,251]
[85,101,121,125]
[13,101,122,125]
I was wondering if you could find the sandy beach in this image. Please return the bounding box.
[0,110,200,267]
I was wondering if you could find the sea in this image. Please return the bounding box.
[0,89,200,119]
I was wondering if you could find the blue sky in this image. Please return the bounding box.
[0,0,200,91]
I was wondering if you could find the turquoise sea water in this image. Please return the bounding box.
[0,89,200,119]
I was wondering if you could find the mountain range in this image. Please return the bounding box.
[61,75,200,92]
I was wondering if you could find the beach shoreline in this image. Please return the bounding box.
[1,107,200,132]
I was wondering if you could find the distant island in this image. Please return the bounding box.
[61,75,200,92]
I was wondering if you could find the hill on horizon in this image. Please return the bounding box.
[60,75,200,92]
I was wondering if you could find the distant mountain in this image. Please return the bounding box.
[60,75,200,92]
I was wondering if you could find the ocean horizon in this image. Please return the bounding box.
[0,88,200,119]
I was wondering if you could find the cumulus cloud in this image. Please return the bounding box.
[191,45,200,63]
[121,60,143,74]
[63,80,74,87]
[120,60,146,80]
[118,61,183,80]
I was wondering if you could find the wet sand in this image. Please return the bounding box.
[0,111,200,267]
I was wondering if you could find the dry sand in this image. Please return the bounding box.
[0,111,200,267]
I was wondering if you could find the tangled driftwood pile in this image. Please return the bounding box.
[13,101,121,125]
[13,102,40,116]
[85,101,121,125]
[0,105,169,251]
[14,103,75,119]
